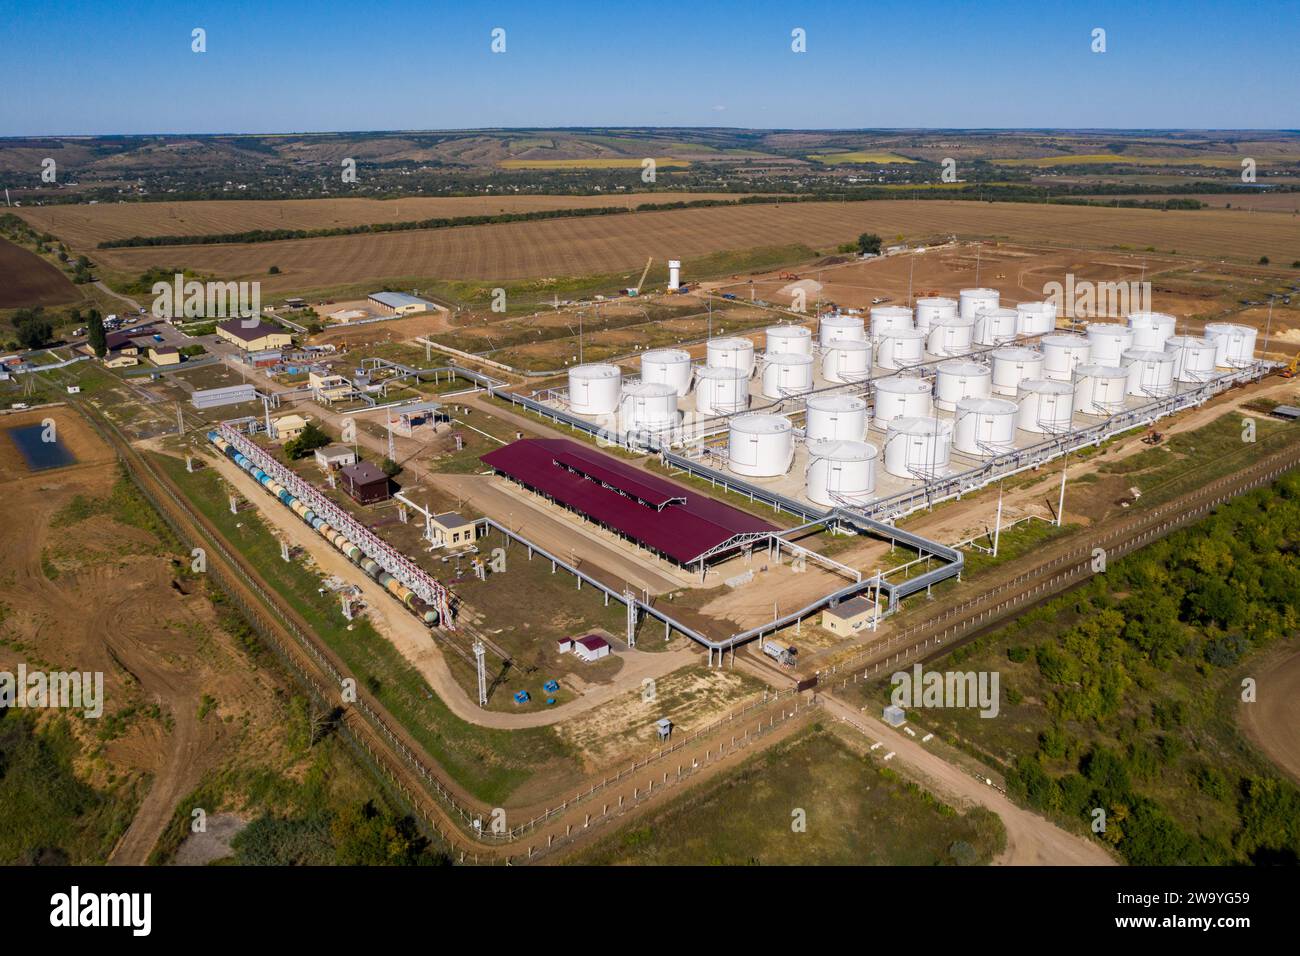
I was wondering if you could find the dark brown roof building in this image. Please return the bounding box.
[339,460,393,504]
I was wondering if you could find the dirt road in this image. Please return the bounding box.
[821,697,1116,866]
[1238,642,1300,787]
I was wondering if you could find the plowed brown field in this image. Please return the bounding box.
[0,237,80,308]
[15,193,751,249]
[73,200,1300,295]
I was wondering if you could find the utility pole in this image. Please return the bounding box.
[1263,294,1276,359]
[625,588,637,649]
[907,255,915,307]
[472,640,488,707]
[992,482,1004,556]
[1057,454,1068,527]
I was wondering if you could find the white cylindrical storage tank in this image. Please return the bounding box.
[1165,335,1218,382]
[914,296,958,334]
[876,328,926,369]
[1015,300,1058,337]
[1040,333,1091,382]
[975,307,1018,346]
[765,324,812,356]
[821,340,872,383]
[640,348,693,397]
[694,366,749,415]
[805,394,867,442]
[990,346,1044,396]
[1127,311,1177,351]
[728,414,794,477]
[805,440,877,506]
[1203,322,1258,368]
[953,398,1018,456]
[934,359,992,411]
[870,305,914,340]
[1085,323,1135,366]
[760,352,814,398]
[668,259,681,291]
[706,336,756,377]
[884,417,953,479]
[1073,364,1130,415]
[1123,348,1176,397]
[619,382,680,431]
[1016,379,1075,434]
[818,313,866,347]
[926,314,976,357]
[873,375,933,428]
[959,288,1000,322]
[568,363,622,415]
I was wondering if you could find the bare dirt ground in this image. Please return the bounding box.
[1238,641,1300,787]
[0,237,80,308]
[555,667,766,769]
[168,812,247,866]
[0,408,292,865]
[309,310,454,351]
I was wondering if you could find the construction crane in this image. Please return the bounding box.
[1280,355,1299,378]
[629,257,653,296]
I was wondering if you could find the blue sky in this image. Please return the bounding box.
[1,0,1297,135]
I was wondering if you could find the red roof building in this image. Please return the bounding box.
[480,438,776,566]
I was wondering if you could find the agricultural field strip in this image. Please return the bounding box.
[79,200,1300,291]
[14,194,754,248]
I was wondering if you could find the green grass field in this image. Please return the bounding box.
[572,726,1005,865]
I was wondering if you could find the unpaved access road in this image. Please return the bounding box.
[822,696,1116,866]
[1238,641,1300,787]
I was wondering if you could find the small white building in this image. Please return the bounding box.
[571,634,611,662]
[314,444,357,471]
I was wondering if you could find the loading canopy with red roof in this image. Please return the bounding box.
[480,438,777,565]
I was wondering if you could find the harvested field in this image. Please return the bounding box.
[80,200,1300,295]
[0,237,80,308]
[1081,192,1300,214]
[15,193,749,249]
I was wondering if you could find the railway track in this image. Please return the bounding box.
[818,440,1300,686]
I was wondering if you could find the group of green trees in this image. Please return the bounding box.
[10,307,54,350]
[283,422,331,459]
[997,472,1300,865]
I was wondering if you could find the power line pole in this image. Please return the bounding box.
[473,640,487,707]
[1057,454,1068,527]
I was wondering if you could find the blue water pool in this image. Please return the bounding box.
[7,424,77,471]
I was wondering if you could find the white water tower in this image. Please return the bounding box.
[668,259,681,291]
